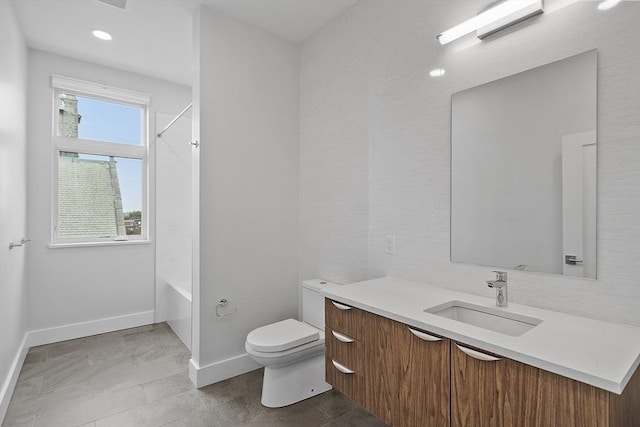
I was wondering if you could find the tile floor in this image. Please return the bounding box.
[2,323,388,427]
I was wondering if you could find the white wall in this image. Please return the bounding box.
[300,0,640,326]
[0,1,29,421]
[192,6,299,385]
[155,113,192,322]
[27,50,191,339]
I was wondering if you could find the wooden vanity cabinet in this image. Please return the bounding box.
[451,341,640,427]
[325,298,639,426]
[324,299,369,406]
[366,315,450,427]
[325,299,450,426]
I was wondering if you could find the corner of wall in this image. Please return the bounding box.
[0,335,29,424]
[188,354,260,388]
[0,1,29,424]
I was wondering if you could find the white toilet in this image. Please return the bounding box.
[245,279,337,408]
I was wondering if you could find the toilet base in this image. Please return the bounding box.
[260,353,332,408]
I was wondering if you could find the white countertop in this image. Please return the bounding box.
[321,276,640,394]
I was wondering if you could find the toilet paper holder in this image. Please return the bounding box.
[216,298,238,318]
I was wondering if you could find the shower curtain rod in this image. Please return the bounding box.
[157,102,192,138]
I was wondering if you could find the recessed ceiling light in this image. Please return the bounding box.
[430,68,446,77]
[597,0,621,10]
[92,30,113,41]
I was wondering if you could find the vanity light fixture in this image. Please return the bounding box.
[92,30,113,41]
[430,68,446,77]
[436,0,544,45]
[597,0,621,11]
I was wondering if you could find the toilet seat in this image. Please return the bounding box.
[246,319,319,353]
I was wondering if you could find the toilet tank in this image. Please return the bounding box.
[301,279,339,330]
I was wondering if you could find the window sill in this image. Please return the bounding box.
[48,239,151,249]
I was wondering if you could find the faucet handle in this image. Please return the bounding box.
[493,271,507,281]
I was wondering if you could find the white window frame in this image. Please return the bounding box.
[50,75,150,247]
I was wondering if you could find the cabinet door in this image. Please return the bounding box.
[451,342,609,427]
[367,315,450,427]
[397,324,450,427]
[451,342,528,426]
[365,315,399,424]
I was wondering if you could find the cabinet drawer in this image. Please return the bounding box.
[326,327,365,374]
[325,299,366,341]
[325,326,366,406]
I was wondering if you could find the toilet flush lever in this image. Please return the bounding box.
[216,298,237,318]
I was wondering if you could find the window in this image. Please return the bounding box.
[51,75,149,245]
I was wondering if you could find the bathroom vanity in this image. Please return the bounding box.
[322,277,640,427]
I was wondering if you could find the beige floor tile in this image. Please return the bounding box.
[244,400,332,427]
[322,407,389,427]
[94,389,205,427]
[1,414,35,427]
[158,408,225,427]
[19,352,88,385]
[2,323,380,427]
[141,372,196,403]
[82,356,184,394]
[196,368,263,408]
[22,351,46,366]
[32,385,147,427]
[9,378,43,403]
[308,389,358,420]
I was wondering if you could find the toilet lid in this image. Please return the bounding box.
[246,319,319,353]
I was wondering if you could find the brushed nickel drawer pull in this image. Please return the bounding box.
[331,301,352,311]
[332,359,355,374]
[455,343,501,362]
[331,330,355,343]
[408,327,442,342]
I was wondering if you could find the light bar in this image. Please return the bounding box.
[437,0,543,45]
[598,0,621,11]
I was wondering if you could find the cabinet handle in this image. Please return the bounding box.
[332,359,355,374]
[455,344,501,362]
[408,327,442,342]
[331,330,355,343]
[331,301,352,311]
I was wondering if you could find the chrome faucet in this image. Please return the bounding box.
[487,271,508,307]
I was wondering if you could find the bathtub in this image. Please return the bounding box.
[166,281,192,350]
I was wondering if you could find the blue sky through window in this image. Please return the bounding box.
[77,97,141,144]
[76,97,143,212]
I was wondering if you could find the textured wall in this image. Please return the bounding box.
[300,0,640,325]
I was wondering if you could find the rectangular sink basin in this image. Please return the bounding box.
[424,301,542,337]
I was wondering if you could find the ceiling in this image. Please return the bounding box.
[12,0,358,87]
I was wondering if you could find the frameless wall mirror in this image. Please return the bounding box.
[451,50,597,279]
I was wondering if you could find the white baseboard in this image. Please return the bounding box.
[0,334,29,424]
[189,353,260,388]
[27,311,155,347]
